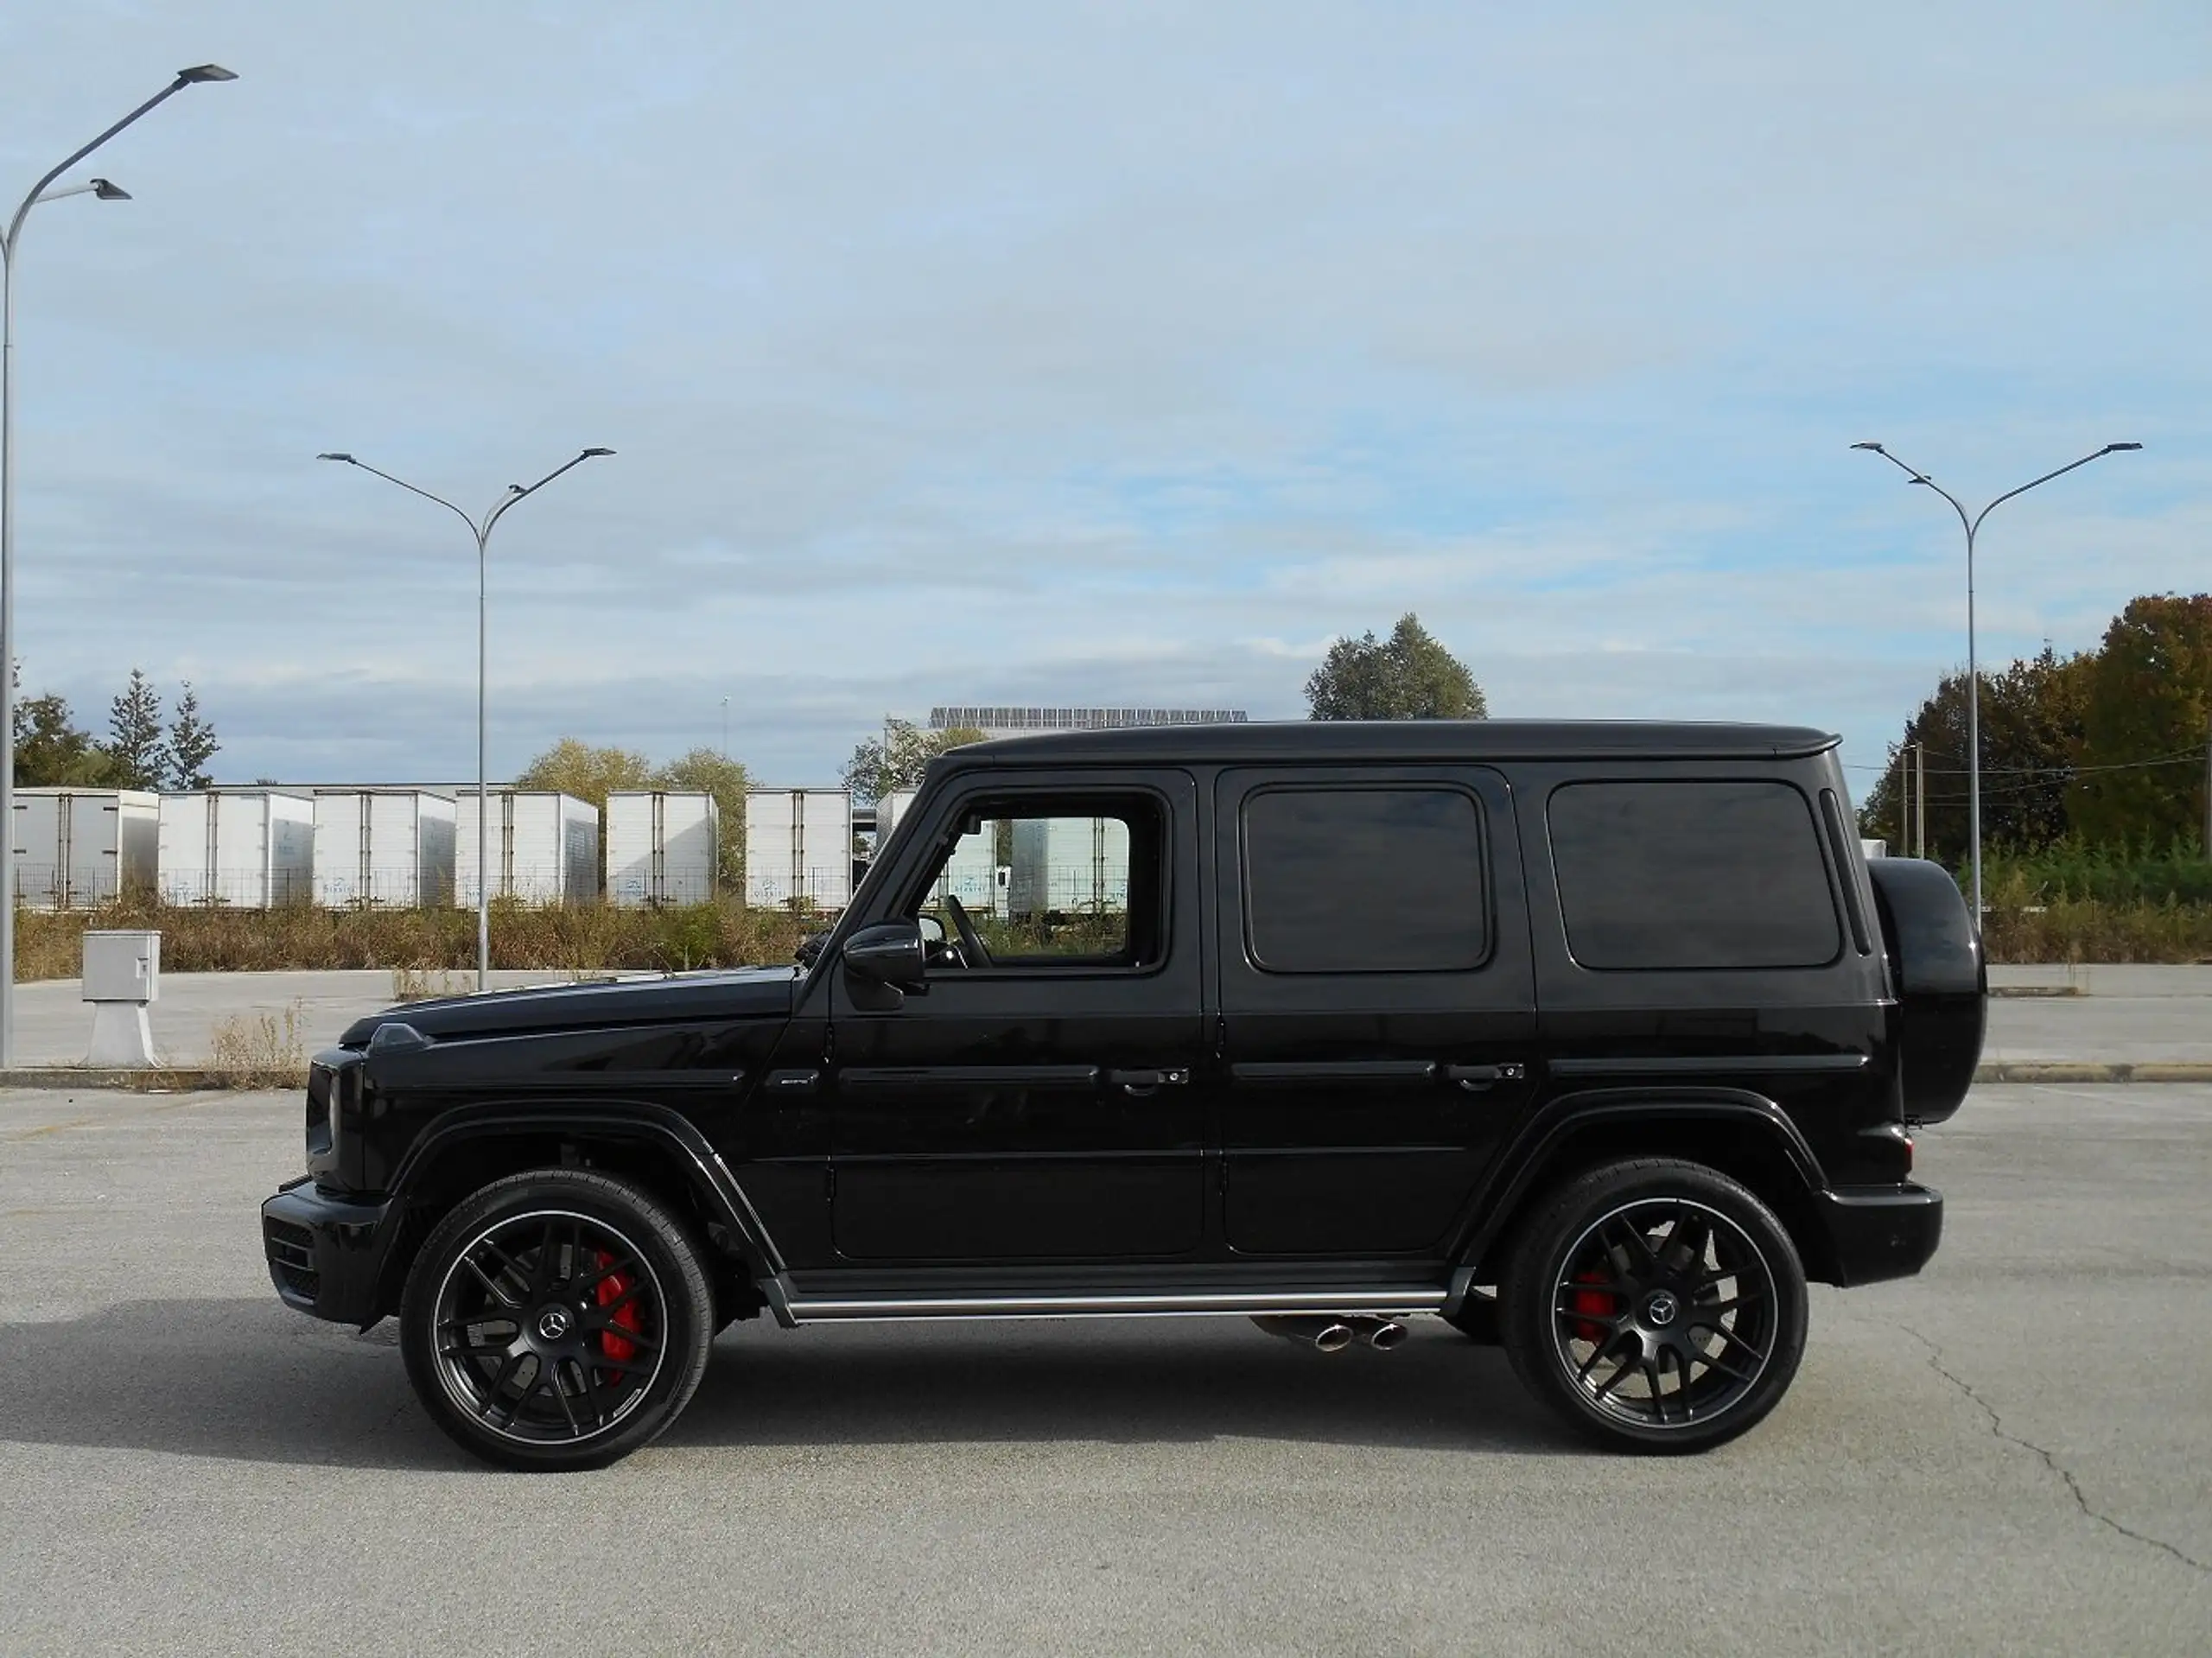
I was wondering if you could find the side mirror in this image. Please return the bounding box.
[842,920,926,988]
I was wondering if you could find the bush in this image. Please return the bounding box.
[12,899,817,982]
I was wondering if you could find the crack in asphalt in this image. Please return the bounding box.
[1900,1324,2209,1576]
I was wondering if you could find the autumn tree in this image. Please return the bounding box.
[1859,645,2094,862]
[840,719,988,806]
[1305,613,1486,720]
[2067,594,2212,850]
[13,691,122,787]
[513,738,656,809]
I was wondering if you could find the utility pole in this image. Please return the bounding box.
[2202,713,2210,863]
[1898,749,1910,859]
[1914,741,1927,860]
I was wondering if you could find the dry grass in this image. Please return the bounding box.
[13,899,817,982]
[204,1000,308,1087]
[391,967,475,1003]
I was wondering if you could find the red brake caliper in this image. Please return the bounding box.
[594,1250,644,1378]
[1569,1269,1616,1345]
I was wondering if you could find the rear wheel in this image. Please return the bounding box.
[1499,1159,1808,1453]
[399,1169,715,1471]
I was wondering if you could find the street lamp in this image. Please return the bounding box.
[1851,439,2142,920]
[319,448,614,990]
[0,65,238,1066]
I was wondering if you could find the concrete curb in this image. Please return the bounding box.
[1974,1062,2212,1084]
[0,1067,307,1092]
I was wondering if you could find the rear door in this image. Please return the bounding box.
[1212,765,1536,1257]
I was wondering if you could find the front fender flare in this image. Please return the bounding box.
[384,1097,785,1280]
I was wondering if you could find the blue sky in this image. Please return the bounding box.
[2,2,2205,794]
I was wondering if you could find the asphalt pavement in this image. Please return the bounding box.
[1,1082,2207,1655]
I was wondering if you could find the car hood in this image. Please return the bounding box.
[340,965,802,1048]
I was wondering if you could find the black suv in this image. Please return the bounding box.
[262,721,1982,1469]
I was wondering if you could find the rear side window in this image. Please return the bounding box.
[1548,781,1840,970]
[1243,787,1486,973]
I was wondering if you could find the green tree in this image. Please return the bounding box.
[513,738,657,809]
[1859,645,2094,861]
[840,719,988,806]
[2068,594,2212,850]
[14,690,123,786]
[165,681,219,790]
[654,747,751,889]
[107,667,167,789]
[1304,613,1486,720]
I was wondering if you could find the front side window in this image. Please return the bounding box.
[1242,786,1487,974]
[905,795,1163,969]
[1548,780,1840,970]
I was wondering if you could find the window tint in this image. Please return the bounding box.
[1548,781,1840,970]
[1243,788,1486,974]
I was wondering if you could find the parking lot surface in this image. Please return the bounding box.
[3,1083,2208,1655]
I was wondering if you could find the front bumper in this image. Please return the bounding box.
[1817,1182,1943,1286]
[260,1177,401,1327]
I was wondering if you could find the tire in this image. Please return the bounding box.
[1498,1158,1808,1454]
[399,1169,716,1471]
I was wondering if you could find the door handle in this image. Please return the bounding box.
[1105,1067,1189,1096]
[1444,1063,1525,1092]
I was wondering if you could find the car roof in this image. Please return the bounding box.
[942,719,1840,767]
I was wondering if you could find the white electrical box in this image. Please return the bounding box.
[83,930,161,1003]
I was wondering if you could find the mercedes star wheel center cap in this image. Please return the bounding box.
[1644,1292,1680,1327]
[537,1307,573,1342]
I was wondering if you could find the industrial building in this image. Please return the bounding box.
[928,706,1248,740]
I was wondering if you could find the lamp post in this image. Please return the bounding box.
[1850,439,2142,920]
[1,65,238,1066]
[318,448,613,990]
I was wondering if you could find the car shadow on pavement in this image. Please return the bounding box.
[0,1298,1573,1469]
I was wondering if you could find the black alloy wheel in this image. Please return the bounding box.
[399,1170,715,1471]
[1500,1159,1808,1453]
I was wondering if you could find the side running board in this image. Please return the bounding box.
[764,1281,1449,1327]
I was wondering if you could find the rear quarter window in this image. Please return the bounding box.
[1547,780,1840,970]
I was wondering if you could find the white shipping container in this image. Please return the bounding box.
[454,791,601,906]
[879,789,917,846]
[1008,816,1129,917]
[313,791,457,907]
[743,789,853,911]
[157,791,315,907]
[607,791,720,907]
[870,791,997,912]
[11,789,160,910]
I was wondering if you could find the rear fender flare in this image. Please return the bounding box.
[1448,1087,1828,1293]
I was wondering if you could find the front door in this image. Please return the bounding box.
[827,772,1205,1262]
[1212,765,1536,1258]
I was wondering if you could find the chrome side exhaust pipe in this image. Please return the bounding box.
[1250,1314,1357,1353]
[1351,1315,1408,1350]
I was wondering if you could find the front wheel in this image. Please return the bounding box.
[399,1169,715,1471]
[1499,1159,1808,1453]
